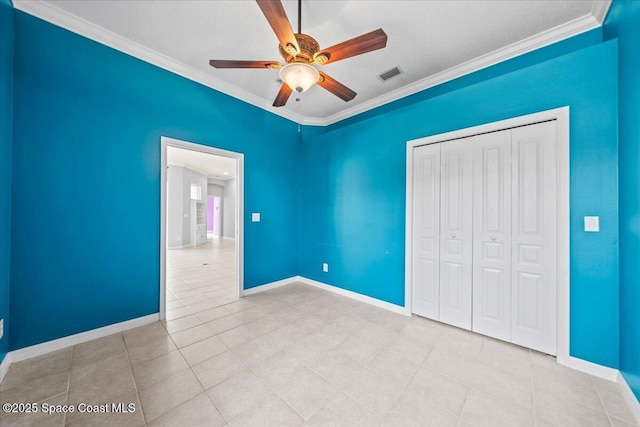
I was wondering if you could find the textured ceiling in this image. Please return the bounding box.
[14,0,610,125]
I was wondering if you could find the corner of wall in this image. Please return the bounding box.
[603,0,640,401]
[0,0,15,366]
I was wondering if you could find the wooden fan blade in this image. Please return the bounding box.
[317,72,356,102]
[273,83,293,107]
[256,0,300,54]
[209,60,281,69]
[315,29,387,65]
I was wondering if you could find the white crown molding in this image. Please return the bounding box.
[592,0,614,24]
[301,117,329,127]
[13,0,611,127]
[318,10,609,126]
[12,0,305,125]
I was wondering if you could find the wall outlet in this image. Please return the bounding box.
[322,263,329,273]
[0,319,3,339]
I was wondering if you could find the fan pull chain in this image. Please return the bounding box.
[297,96,302,134]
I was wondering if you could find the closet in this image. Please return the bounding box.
[411,120,557,355]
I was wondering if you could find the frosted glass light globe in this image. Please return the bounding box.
[279,63,319,93]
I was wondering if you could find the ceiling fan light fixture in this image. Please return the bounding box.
[210,1,388,106]
[279,62,319,93]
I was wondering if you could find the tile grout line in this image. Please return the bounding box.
[384,343,437,426]
[243,355,316,423]
[121,330,148,425]
[454,337,484,427]
[197,349,251,425]
[188,329,237,420]
[63,344,75,426]
[591,372,620,427]
[530,349,539,427]
[310,332,411,422]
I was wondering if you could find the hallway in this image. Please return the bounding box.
[165,237,237,324]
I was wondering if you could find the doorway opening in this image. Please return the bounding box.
[160,136,244,320]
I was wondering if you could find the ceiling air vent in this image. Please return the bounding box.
[378,66,402,82]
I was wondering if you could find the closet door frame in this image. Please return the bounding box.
[405,107,570,364]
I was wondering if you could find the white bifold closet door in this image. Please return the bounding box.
[412,143,441,320]
[472,130,513,341]
[439,141,473,330]
[412,120,557,355]
[510,121,557,355]
[471,121,557,354]
[411,140,473,329]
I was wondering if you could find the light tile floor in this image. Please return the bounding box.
[1,238,638,426]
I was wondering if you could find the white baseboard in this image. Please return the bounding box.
[557,355,619,382]
[241,276,299,296]
[0,313,159,383]
[555,355,640,423]
[618,371,640,424]
[242,275,410,316]
[297,276,410,316]
[0,352,12,384]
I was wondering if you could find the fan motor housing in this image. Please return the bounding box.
[279,33,320,64]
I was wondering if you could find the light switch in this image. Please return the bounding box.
[584,216,599,232]
[252,213,261,222]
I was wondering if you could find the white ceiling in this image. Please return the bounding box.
[167,146,236,180]
[14,0,610,125]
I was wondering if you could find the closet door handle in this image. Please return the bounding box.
[491,235,497,241]
[450,233,456,239]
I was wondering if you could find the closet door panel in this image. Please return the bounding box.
[472,130,512,341]
[511,121,557,355]
[439,140,473,330]
[412,144,441,320]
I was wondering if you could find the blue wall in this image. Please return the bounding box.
[299,42,620,368]
[604,0,640,401]
[9,12,299,350]
[0,0,13,365]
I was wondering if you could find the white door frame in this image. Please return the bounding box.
[160,136,244,320]
[405,107,571,364]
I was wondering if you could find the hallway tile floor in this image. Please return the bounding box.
[1,238,637,426]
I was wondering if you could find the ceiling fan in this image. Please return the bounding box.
[209,0,388,107]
